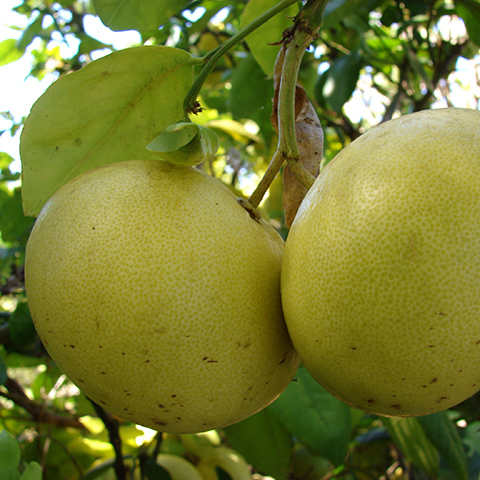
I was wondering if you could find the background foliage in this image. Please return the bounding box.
[1,0,480,479]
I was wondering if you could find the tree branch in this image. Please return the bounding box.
[0,376,84,429]
[90,399,127,480]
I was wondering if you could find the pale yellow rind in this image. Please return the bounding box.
[26,159,299,432]
[282,107,480,417]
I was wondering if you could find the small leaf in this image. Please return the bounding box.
[0,39,23,67]
[383,417,439,478]
[223,407,293,479]
[269,366,352,466]
[144,459,173,480]
[241,0,299,76]
[147,123,219,166]
[21,46,193,216]
[418,412,468,480]
[19,462,43,480]
[93,0,190,32]
[0,430,21,473]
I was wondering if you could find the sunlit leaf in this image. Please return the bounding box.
[20,46,193,216]
[241,0,299,76]
[223,407,293,479]
[269,366,351,466]
[0,39,23,67]
[19,462,42,480]
[93,0,191,32]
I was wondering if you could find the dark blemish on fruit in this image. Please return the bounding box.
[476,340,480,345]
[277,358,286,366]
[437,396,448,403]
[430,378,438,383]
[422,385,427,388]
[121,352,125,355]
[392,394,397,397]
[207,359,218,363]
[152,419,167,427]
[98,345,102,348]
[459,369,463,373]
[177,417,181,420]
[171,394,177,398]
[429,345,435,348]
[350,346,357,350]
[158,404,165,408]
[367,398,375,404]
[78,379,85,383]
[100,400,106,405]
[69,344,75,348]
[100,372,106,375]
[202,357,208,361]
[390,405,402,410]
[145,359,150,363]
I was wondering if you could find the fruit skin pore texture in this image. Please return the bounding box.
[281,107,480,417]
[25,159,299,433]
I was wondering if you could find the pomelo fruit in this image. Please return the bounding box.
[25,159,299,432]
[281,107,480,416]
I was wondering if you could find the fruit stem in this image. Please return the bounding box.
[183,0,298,115]
[248,0,328,209]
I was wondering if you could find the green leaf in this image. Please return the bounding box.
[20,46,193,216]
[268,366,352,466]
[0,188,35,244]
[418,412,468,480]
[93,0,190,32]
[9,303,37,353]
[455,0,480,47]
[241,0,299,76]
[223,407,293,479]
[144,459,173,480]
[382,417,439,478]
[19,462,42,480]
[230,53,274,134]
[147,122,219,166]
[322,0,370,29]
[0,430,21,473]
[0,39,23,67]
[316,49,363,114]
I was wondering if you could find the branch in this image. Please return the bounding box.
[90,399,127,480]
[0,376,84,428]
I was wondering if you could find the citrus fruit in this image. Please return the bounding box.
[281,107,480,416]
[25,159,299,432]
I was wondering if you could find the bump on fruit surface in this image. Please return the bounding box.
[26,159,299,433]
[282,108,480,417]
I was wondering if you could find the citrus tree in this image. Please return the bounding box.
[1,0,480,479]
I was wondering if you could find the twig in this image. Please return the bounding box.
[90,399,127,480]
[0,376,84,428]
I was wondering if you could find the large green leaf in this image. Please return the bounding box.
[223,407,293,479]
[268,366,352,466]
[20,46,193,216]
[93,0,190,32]
[418,412,468,480]
[241,0,299,77]
[383,417,439,478]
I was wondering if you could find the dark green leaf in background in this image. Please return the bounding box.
[269,366,352,466]
[0,356,7,386]
[93,0,191,32]
[224,407,293,479]
[315,50,363,114]
[455,0,480,47]
[383,417,439,478]
[418,412,468,480]
[9,303,37,354]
